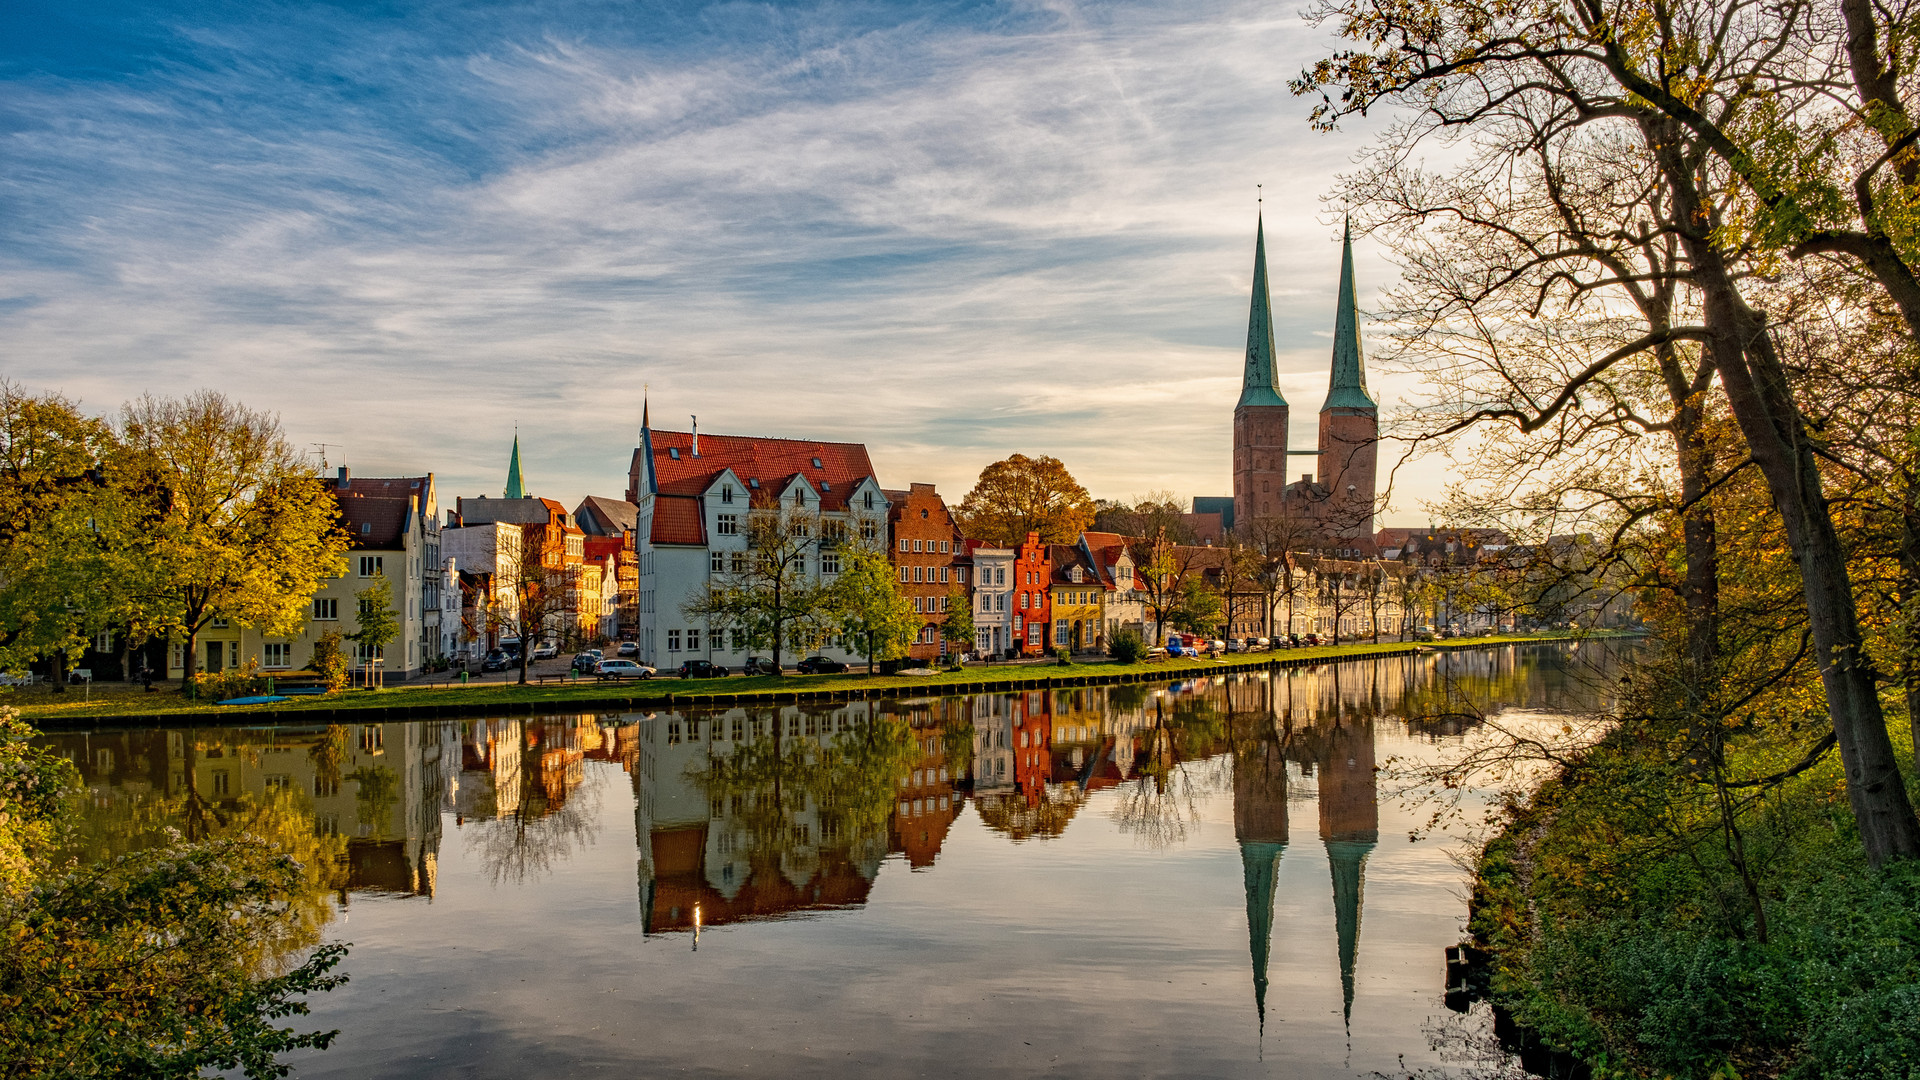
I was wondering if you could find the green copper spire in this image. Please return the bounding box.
[1327,838,1374,1028]
[505,433,526,499]
[1241,840,1284,1032]
[1323,219,1377,412]
[1238,214,1288,409]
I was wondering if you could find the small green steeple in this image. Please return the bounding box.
[1238,214,1288,409]
[505,433,526,499]
[1323,218,1377,412]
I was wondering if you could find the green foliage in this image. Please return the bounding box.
[941,586,974,655]
[0,707,78,891]
[349,572,399,654]
[0,840,349,1079]
[308,631,348,692]
[683,507,833,672]
[1170,576,1223,634]
[1108,628,1148,663]
[828,544,918,673]
[190,660,270,702]
[0,708,350,1078]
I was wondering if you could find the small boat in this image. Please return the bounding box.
[215,694,290,706]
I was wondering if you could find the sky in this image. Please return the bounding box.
[0,0,1445,524]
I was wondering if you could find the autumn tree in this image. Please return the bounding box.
[1295,0,1920,863]
[954,454,1095,547]
[0,384,141,688]
[828,544,918,675]
[349,572,399,689]
[117,393,345,690]
[941,585,976,661]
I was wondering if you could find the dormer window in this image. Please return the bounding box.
[794,489,806,507]
[864,491,874,509]
[721,485,734,504]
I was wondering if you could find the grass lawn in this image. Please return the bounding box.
[11,631,1611,724]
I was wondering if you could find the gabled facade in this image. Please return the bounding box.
[966,542,1016,657]
[629,412,889,670]
[887,483,964,661]
[1010,532,1052,656]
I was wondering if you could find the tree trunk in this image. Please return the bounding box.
[1654,122,1920,865]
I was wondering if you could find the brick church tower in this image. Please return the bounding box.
[1232,214,1289,529]
[1315,220,1378,546]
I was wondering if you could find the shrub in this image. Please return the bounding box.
[309,630,348,691]
[1109,629,1147,663]
[191,660,267,701]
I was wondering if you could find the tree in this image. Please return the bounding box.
[0,383,135,689]
[1293,0,1920,864]
[117,392,345,690]
[1114,498,1208,643]
[308,629,348,691]
[349,572,399,689]
[1171,575,1225,635]
[684,504,832,674]
[954,454,1095,547]
[828,544,918,675]
[503,559,568,686]
[942,585,975,662]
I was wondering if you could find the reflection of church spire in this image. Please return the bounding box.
[1317,713,1378,1029]
[1234,703,1290,1034]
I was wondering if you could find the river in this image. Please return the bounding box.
[38,641,1629,1079]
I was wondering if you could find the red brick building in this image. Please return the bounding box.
[887,483,964,662]
[1011,531,1052,656]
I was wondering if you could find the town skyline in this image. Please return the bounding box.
[2,0,1443,524]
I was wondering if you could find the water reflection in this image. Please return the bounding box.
[37,641,1629,1079]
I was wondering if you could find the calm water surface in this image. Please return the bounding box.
[42,643,1628,1079]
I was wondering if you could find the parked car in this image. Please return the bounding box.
[572,650,603,673]
[678,659,728,679]
[796,656,848,675]
[531,642,559,661]
[742,656,779,676]
[480,650,509,673]
[499,638,521,659]
[1412,625,1438,642]
[592,659,654,681]
[1225,638,1245,653]
[1207,639,1227,655]
[1254,637,1271,650]
[616,641,638,657]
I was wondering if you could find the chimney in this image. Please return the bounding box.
[691,415,699,457]
[338,465,350,489]
[1301,472,1312,485]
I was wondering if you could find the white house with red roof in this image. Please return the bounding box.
[626,409,891,671]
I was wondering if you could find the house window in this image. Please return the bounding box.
[940,596,949,612]
[1055,621,1069,646]
[314,775,339,798]
[211,618,229,629]
[312,598,338,620]
[711,550,726,572]
[940,541,950,553]
[913,567,924,582]
[93,631,111,654]
[263,643,291,668]
[359,556,382,577]
[821,552,840,574]
[730,552,747,573]
[170,643,184,671]
[899,567,909,583]
[996,567,1006,585]
[668,630,681,651]
[717,514,738,535]
[211,769,230,796]
[861,519,877,540]
[998,594,1007,611]
[688,628,701,650]
[940,567,949,583]
[915,597,924,613]
[722,486,734,504]
[956,568,966,583]
[669,447,680,459]
[794,489,806,507]
[1020,593,1030,609]
[898,538,909,552]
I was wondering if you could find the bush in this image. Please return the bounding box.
[309,630,348,691]
[191,660,268,701]
[1109,629,1148,663]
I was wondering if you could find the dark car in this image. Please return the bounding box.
[480,650,509,673]
[678,659,728,679]
[795,656,848,675]
[571,650,603,673]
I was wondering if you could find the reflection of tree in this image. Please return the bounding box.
[465,761,602,886]
[346,764,399,841]
[940,718,975,781]
[1110,695,1230,848]
[693,713,918,872]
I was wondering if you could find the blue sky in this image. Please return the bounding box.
[1,0,1437,521]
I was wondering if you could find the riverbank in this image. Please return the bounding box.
[15,631,1619,729]
[1460,699,1920,1078]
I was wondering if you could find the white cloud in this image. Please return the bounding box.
[1,0,1448,521]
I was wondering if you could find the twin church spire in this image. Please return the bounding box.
[1238,215,1373,412]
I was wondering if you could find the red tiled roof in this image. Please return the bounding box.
[324,475,427,551]
[650,495,705,546]
[583,536,629,564]
[645,430,877,511]
[1047,544,1091,585]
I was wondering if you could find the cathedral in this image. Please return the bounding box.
[1199,216,1379,557]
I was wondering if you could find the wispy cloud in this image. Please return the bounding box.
[1,0,1437,518]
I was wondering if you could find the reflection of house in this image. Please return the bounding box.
[45,721,454,899]
[892,718,961,868]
